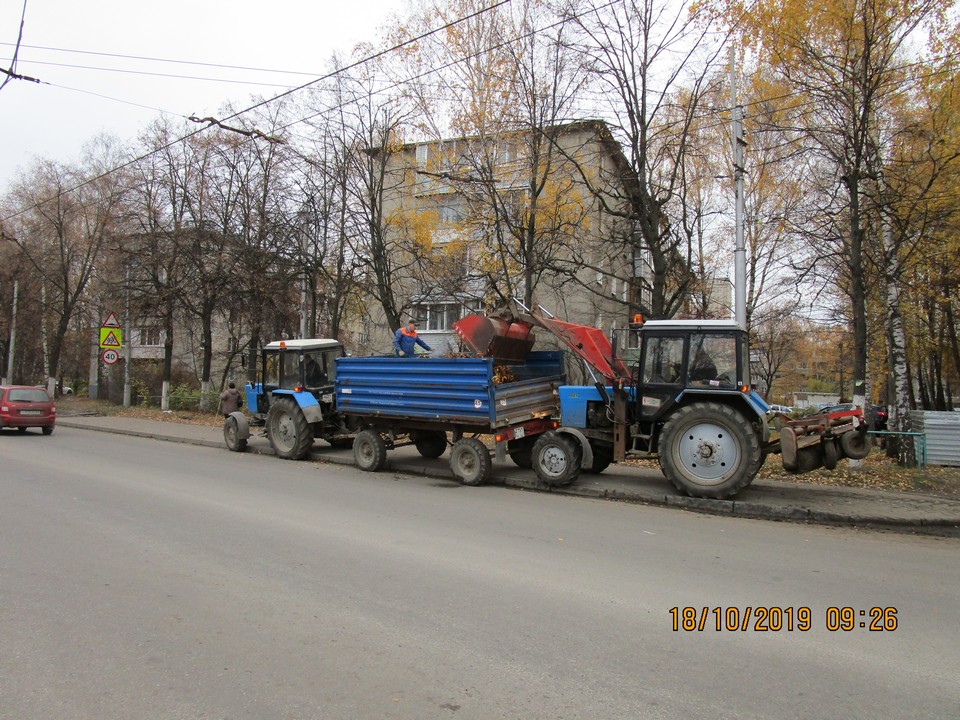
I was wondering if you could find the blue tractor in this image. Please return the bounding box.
[454,307,870,499]
[223,338,355,458]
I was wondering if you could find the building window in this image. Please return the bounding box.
[411,301,480,331]
[138,326,163,347]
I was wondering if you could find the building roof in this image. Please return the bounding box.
[263,339,341,351]
[641,319,745,332]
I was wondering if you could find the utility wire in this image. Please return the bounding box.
[0,0,31,91]
[0,57,300,88]
[0,41,323,78]
[0,0,516,222]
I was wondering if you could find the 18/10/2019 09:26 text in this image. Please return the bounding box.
[669,607,898,632]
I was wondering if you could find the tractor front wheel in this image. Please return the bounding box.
[223,414,248,452]
[531,432,581,487]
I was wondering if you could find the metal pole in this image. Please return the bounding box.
[731,46,747,329]
[123,266,132,407]
[4,279,17,383]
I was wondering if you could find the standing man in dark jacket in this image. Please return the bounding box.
[220,381,242,417]
[393,319,431,357]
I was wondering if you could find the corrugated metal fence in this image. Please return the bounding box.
[910,411,960,467]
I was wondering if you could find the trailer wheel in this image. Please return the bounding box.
[353,430,388,471]
[266,398,314,459]
[450,438,491,486]
[839,430,871,460]
[413,431,447,459]
[659,402,761,499]
[223,414,247,452]
[532,431,581,487]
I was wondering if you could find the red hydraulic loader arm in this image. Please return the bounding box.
[453,303,629,383]
[520,306,630,383]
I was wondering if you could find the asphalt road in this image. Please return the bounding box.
[1,426,958,719]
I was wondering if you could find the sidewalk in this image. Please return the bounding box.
[56,414,960,535]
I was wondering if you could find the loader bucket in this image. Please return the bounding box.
[453,313,536,363]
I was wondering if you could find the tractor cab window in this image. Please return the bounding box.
[689,334,737,387]
[281,352,300,387]
[263,353,280,386]
[641,336,684,385]
[613,327,644,372]
[303,348,341,390]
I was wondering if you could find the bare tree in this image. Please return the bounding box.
[4,137,125,395]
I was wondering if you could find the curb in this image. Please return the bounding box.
[57,420,960,535]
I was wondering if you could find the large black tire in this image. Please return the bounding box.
[507,439,534,468]
[822,439,838,470]
[839,430,871,460]
[41,426,54,436]
[353,429,388,471]
[266,397,314,460]
[223,415,247,452]
[531,431,581,487]
[584,445,613,474]
[509,449,533,468]
[413,431,447,459]
[659,402,761,499]
[449,438,492,486]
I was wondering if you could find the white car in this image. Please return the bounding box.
[767,404,793,414]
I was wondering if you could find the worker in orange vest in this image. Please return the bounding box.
[393,319,432,357]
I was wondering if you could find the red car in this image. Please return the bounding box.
[0,385,56,434]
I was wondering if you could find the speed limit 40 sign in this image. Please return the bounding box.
[101,348,120,365]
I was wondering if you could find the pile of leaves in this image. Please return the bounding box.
[757,452,960,499]
[59,397,223,427]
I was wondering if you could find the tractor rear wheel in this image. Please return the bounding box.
[266,397,314,460]
[659,402,761,499]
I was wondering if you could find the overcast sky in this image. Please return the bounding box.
[0,0,406,190]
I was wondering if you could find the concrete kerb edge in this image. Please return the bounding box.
[58,420,958,532]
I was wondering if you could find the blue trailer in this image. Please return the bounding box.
[223,339,566,486]
[335,352,565,485]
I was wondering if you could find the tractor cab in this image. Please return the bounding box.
[626,320,758,424]
[248,339,344,418]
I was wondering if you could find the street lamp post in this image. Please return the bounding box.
[123,263,132,407]
[3,279,17,384]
